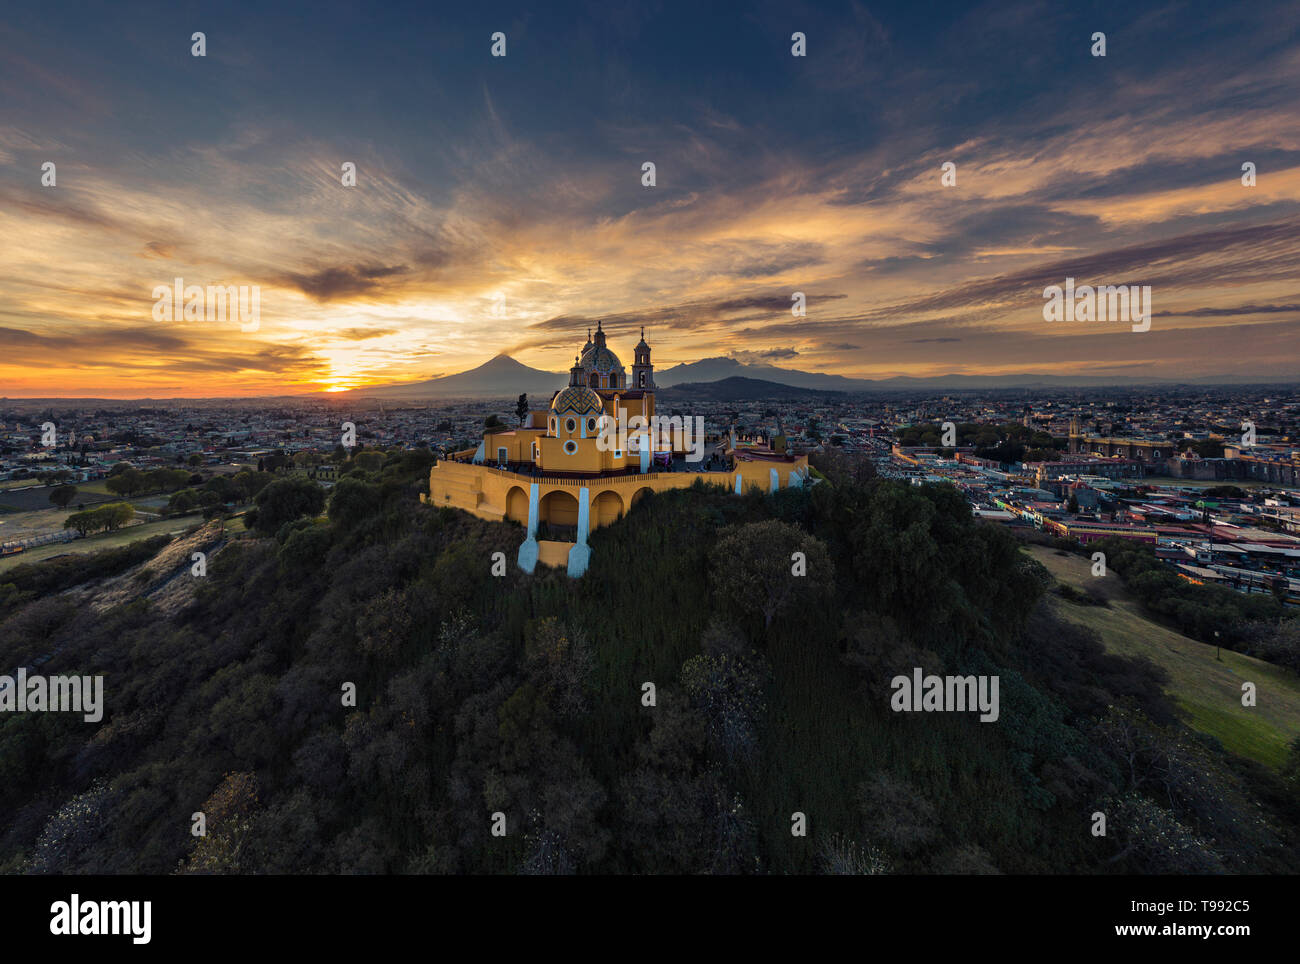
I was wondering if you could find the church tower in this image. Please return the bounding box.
[631,327,656,390]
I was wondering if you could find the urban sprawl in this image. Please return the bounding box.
[2,385,1298,605]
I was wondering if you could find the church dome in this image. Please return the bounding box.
[550,385,604,415]
[580,344,624,375]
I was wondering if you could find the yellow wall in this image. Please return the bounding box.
[535,410,637,472]
[603,394,654,420]
[482,428,546,464]
[496,393,680,472]
[537,540,575,568]
[426,454,808,540]
[537,434,609,472]
[733,457,806,491]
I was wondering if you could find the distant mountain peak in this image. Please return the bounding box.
[343,352,565,399]
[344,349,1300,400]
[478,354,530,369]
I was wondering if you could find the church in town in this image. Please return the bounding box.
[424,322,811,576]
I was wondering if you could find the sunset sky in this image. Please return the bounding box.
[2,0,1300,397]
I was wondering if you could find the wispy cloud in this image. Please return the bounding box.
[1,0,1298,394]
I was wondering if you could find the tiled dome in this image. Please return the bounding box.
[579,345,624,374]
[550,385,604,415]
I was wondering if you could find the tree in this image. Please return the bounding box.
[63,510,95,537]
[102,502,135,531]
[164,468,191,491]
[105,467,145,498]
[49,485,78,509]
[145,467,190,493]
[819,834,890,875]
[249,477,326,535]
[61,502,133,536]
[204,476,238,504]
[516,394,529,425]
[681,645,769,764]
[232,469,271,503]
[27,781,114,873]
[327,477,381,530]
[709,519,834,629]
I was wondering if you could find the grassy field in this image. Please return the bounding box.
[0,478,162,499]
[0,479,53,491]
[0,484,193,544]
[0,479,130,513]
[0,513,245,574]
[1025,543,1300,769]
[0,507,75,540]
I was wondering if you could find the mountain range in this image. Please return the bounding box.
[340,353,1299,400]
[656,376,842,402]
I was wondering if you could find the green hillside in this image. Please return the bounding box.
[1,452,1296,874]
[1025,545,1300,770]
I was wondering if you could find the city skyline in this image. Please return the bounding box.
[3,1,1300,398]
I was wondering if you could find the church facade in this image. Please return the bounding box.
[424,323,811,576]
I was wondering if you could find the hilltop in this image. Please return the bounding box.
[1,452,1296,875]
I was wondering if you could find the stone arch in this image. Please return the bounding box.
[630,486,653,508]
[505,485,529,524]
[540,489,580,529]
[592,489,624,528]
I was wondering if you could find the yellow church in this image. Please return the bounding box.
[425,322,811,576]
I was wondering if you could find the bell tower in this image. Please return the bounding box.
[632,327,655,390]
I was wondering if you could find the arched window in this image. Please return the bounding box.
[565,417,577,435]
[587,417,597,433]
